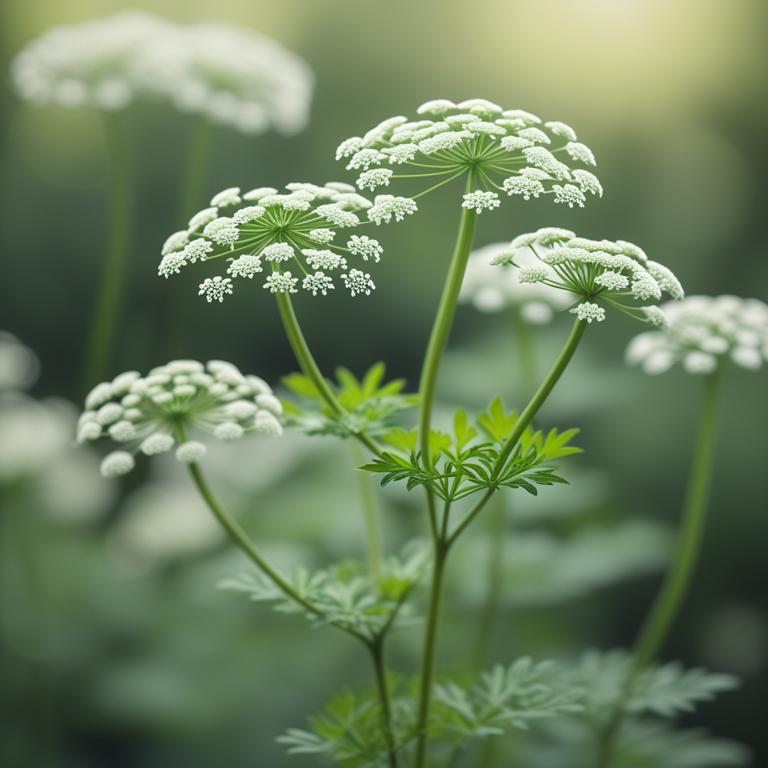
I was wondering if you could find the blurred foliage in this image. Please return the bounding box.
[1,0,767,765]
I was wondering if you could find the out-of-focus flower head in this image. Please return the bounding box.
[336,98,601,214]
[78,360,283,477]
[626,295,768,375]
[160,183,403,301]
[490,228,683,325]
[460,243,571,324]
[0,332,39,391]
[11,11,313,135]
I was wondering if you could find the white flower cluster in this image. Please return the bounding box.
[459,244,571,324]
[492,228,684,324]
[336,98,601,213]
[12,11,313,135]
[160,182,403,301]
[77,360,283,477]
[0,331,39,392]
[627,296,768,375]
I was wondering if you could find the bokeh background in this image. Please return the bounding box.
[1,0,767,766]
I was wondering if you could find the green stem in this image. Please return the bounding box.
[418,177,478,465]
[413,542,448,768]
[275,292,380,455]
[447,319,587,547]
[184,457,321,617]
[353,443,383,580]
[370,638,399,768]
[596,371,721,768]
[83,112,133,387]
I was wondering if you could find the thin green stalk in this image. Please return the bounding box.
[448,319,587,547]
[370,638,399,768]
[83,112,134,387]
[185,458,320,617]
[418,176,478,466]
[413,542,448,768]
[275,292,380,455]
[596,371,721,768]
[353,443,383,580]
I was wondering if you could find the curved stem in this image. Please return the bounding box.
[353,443,383,580]
[448,319,587,547]
[83,112,133,387]
[596,371,721,768]
[275,292,380,455]
[185,458,320,617]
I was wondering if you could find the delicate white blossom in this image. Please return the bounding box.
[341,269,375,297]
[459,244,570,323]
[79,360,283,476]
[337,100,601,214]
[163,181,404,300]
[627,296,768,375]
[491,228,683,325]
[12,12,314,135]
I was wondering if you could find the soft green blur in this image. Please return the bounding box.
[1,1,767,766]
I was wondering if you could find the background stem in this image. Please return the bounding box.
[370,639,399,768]
[596,371,721,768]
[352,443,383,580]
[82,112,133,387]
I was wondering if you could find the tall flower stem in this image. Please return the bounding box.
[353,443,383,580]
[596,371,721,768]
[369,636,399,768]
[418,178,478,465]
[275,292,380,455]
[83,112,134,387]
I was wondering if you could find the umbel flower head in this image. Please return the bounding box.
[12,12,313,135]
[491,228,684,325]
[459,243,571,324]
[160,183,397,301]
[627,296,768,375]
[336,98,602,214]
[77,360,283,477]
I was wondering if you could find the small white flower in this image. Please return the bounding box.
[242,187,278,201]
[302,271,335,296]
[188,207,218,232]
[303,249,347,270]
[517,127,551,144]
[357,168,393,191]
[683,351,717,374]
[214,422,244,440]
[553,184,586,208]
[502,175,545,200]
[198,276,234,302]
[462,190,501,214]
[254,410,282,436]
[346,148,385,171]
[367,195,417,224]
[263,271,298,294]
[383,143,419,164]
[500,136,533,152]
[255,393,283,415]
[210,186,241,207]
[566,142,596,166]
[571,302,605,323]
[308,228,336,244]
[544,121,577,141]
[182,238,213,263]
[315,204,360,228]
[518,266,551,284]
[162,230,189,255]
[341,269,375,297]
[140,432,174,455]
[109,420,137,442]
[232,205,266,224]
[595,271,629,291]
[203,217,240,248]
[347,235,383,263]
[335,137,364,160]
[175,441,207,463]
[227,255,263,278]
[261,242,295,263]
[417,99,456,115]
[573,169,603,197]
[97,402,123,425]
[523,146,570,179]
[158,251,187,278]
[100,451,135,478]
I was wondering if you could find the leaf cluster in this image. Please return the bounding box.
[360,397,581,502]
[219,544,429,641]
[282,363,417,439]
